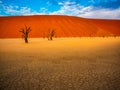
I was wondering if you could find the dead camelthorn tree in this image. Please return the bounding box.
[20,25,31,43]
[48,29,55,40]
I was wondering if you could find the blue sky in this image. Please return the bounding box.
[0,0,120,19]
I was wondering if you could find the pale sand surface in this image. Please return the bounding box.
[0,37,120,90]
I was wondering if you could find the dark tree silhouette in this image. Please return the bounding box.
[48,29,55,40]
[20,25,31,43]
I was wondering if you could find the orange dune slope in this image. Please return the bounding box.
[0,15,120,38]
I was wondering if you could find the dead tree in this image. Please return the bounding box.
[20,25,31,43]
[48,29,55,40]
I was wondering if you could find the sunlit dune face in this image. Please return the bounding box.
[0,15,120,38]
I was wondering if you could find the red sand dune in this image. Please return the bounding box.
[0,15,120,38]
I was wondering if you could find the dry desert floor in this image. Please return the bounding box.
[0,37,120,90]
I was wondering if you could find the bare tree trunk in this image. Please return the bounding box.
[25,37,28,43]
[50,36,52,40]
[24,36,28,43]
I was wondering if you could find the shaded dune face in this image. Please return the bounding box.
[0,15,120,38]
[88,19,120,36]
